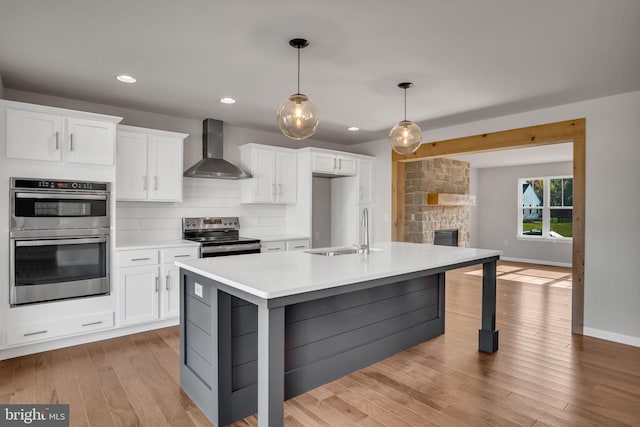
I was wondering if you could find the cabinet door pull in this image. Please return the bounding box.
[333,158,337,169]
[278,183,282,195]
[338,158,342,170]
[81,321,103,327]
[166,275,171,291]
[272,183,275,196]
[268,247,280,251]
[154,176,158,191]
[55,131,59,150]
[155,277,159,292]
[69,133,74,151]
[131,257,150,261]
[294,245,306,249]
[174,254,191,258]
[24,330,47,337]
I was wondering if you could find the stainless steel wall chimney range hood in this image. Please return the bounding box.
[183,119,251,179]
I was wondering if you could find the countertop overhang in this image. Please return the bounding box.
[176,242,502,300]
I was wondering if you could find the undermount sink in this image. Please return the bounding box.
[305,247,381,256]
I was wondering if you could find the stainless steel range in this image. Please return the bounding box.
[182,217,261,257]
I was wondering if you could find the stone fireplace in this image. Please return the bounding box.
[404,158,471,246]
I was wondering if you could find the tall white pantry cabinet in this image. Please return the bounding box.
[0,99,122,358]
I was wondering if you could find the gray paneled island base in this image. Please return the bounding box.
[176,242,501,427]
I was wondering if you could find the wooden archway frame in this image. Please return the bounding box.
[391,118,585,334]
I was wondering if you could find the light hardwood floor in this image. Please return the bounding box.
[2,261,639,426]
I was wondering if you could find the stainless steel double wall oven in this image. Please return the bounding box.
[9,178,111,306]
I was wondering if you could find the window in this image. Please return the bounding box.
[518,176,573,239]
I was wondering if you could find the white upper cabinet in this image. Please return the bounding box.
[116,131,148,200]
[6,109,63,161]
[239,144,297,204]
[116,125,188,202]
[312,151,357,176]
[150,135,184,201]
[66,118,115,165]
[5,102,121,165]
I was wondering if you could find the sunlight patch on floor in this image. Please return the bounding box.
[551,280,572,289]
[519,269,570,279]
[500,273,555,285]
[464,265,572,289]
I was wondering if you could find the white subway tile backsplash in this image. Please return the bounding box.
[116,179,288,241]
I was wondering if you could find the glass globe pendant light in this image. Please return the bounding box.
[277,38,320,140]
[389,82,422,155]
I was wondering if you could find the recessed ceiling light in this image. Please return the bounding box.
[116,74,136,83]
[347,126,360,131]
[220,97,236,104]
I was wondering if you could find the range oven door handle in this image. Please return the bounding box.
[200,243,262,254]
[15,192,108,200]
[15,237,108,247]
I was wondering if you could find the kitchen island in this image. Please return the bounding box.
[176,242,501,427]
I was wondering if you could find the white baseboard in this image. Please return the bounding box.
[0,318,179,361]
[501,257,572,268]
[583,327,640,348]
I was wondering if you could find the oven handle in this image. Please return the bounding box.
[15,192,108,200]
[201,243,262,254]
[15,237,108,247]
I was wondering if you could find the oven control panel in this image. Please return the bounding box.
[12,177,109,192]
[183,217,240,231]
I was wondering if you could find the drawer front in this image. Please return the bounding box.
[286,239,310,251]
[118,249,159,267]
[160,246,199,264]
[6,311,114,346]
[261,241,286,253]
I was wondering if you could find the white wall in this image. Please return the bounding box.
[468,168,479,248]
[476,162,573,265]
[355,91,640,346]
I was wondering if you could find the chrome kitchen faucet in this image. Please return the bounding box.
[359,207,370,254]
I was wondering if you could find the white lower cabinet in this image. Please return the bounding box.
[117,245,198,326]
[286,239,311,251]
[260,241,286,253]
[118,265,159,325]
[6,311,114,346]
[261,239,310,253]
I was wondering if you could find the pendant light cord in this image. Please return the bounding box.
[403,87,407,121]
[297,47,301,94]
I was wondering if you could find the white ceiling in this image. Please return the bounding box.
[1,0,639,145]
[448,142,573,169]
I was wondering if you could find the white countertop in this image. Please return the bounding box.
[176,242,502,299]
[116,239,200,251]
